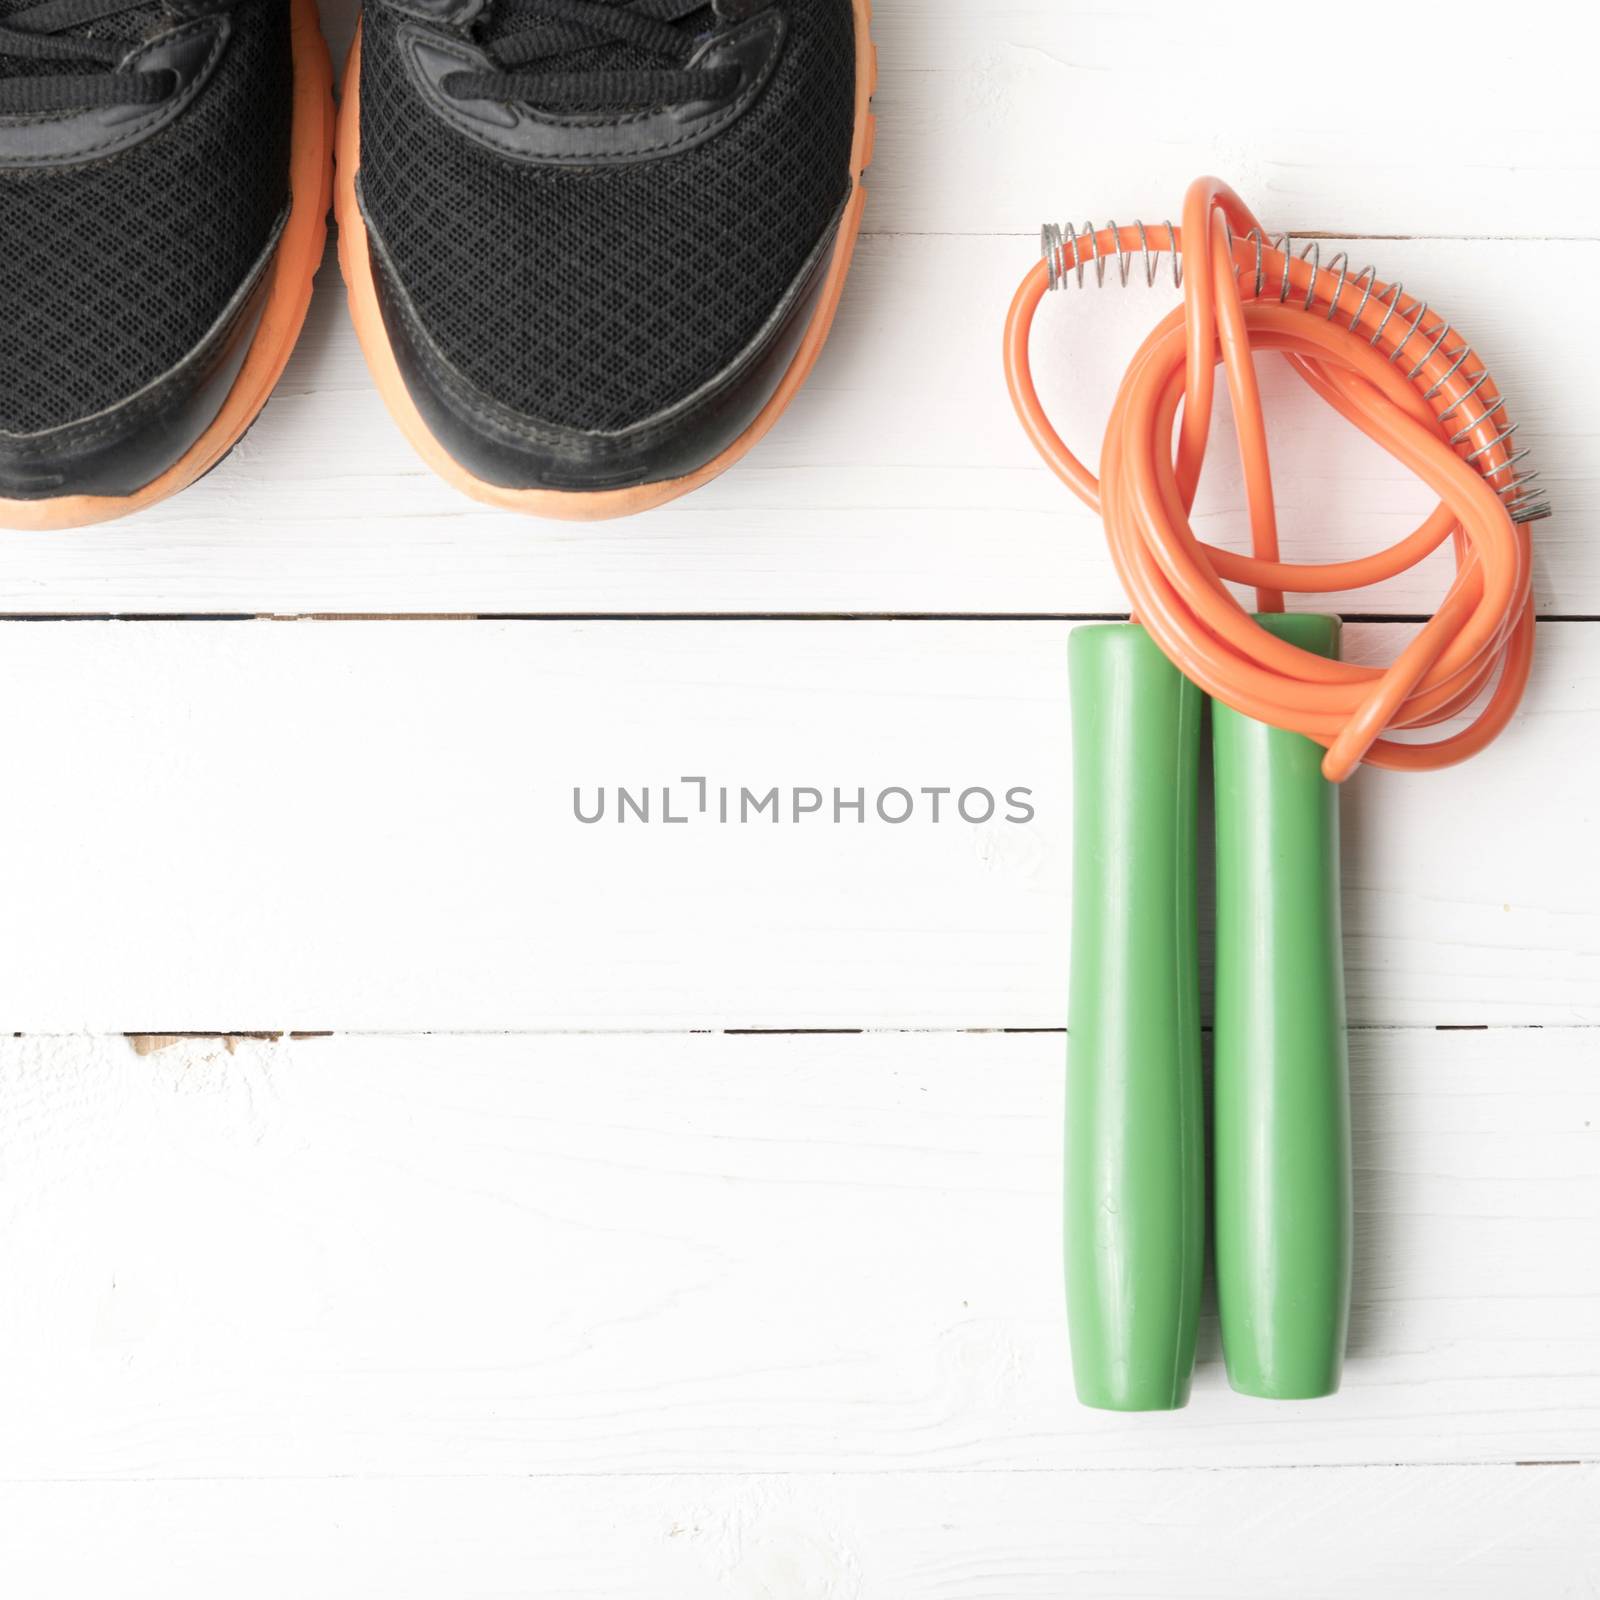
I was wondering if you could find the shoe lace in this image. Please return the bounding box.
[444,0,741,112]
[0,0,182,115]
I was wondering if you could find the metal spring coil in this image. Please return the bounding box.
[1040,219,1549,525]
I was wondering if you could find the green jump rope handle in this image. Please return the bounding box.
[1212,612,1352,1399]
[1066,625,1204,1411]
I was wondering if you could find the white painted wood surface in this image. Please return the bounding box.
[0,619,1593,1031]
[1,1029,1595,1478]
[4,1466,1596,1599]
[2,0,1596,1591]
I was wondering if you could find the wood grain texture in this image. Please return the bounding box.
[0,1028,1594,1481]
[2,1466,1597,1598]
[0,235,1587,618]
[864,0,1600,240]
[0,619,1589,1031]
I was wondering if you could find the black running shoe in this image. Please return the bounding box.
[338,0,875,519]
[0,0,333,529]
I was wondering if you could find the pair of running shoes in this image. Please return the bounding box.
[0,0,875,527]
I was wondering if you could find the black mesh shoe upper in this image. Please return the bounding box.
[358,0,857,437]
[0,0,291,437]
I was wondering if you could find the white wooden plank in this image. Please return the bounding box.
[0,235,1586,617]
[863,0,1600,240]
[2,1465,1596,1598]
[0,619,1590,1030]
[0,1028,1594,1480]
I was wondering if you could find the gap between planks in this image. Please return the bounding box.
[0,1459,1591,1485]
[5,613,1600,624]
[95,1023,1598,1051]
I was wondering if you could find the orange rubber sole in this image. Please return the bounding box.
[0,0,335,532]
[336,0,877,520]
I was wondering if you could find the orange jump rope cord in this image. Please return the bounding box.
[1003,176,1537,782]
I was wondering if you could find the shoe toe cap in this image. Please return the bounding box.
[0,231,278,507]
[367,201,845,500]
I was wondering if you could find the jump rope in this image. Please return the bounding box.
[1002,177,1543,1409]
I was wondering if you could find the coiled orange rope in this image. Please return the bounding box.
[1003,176,1537,781]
